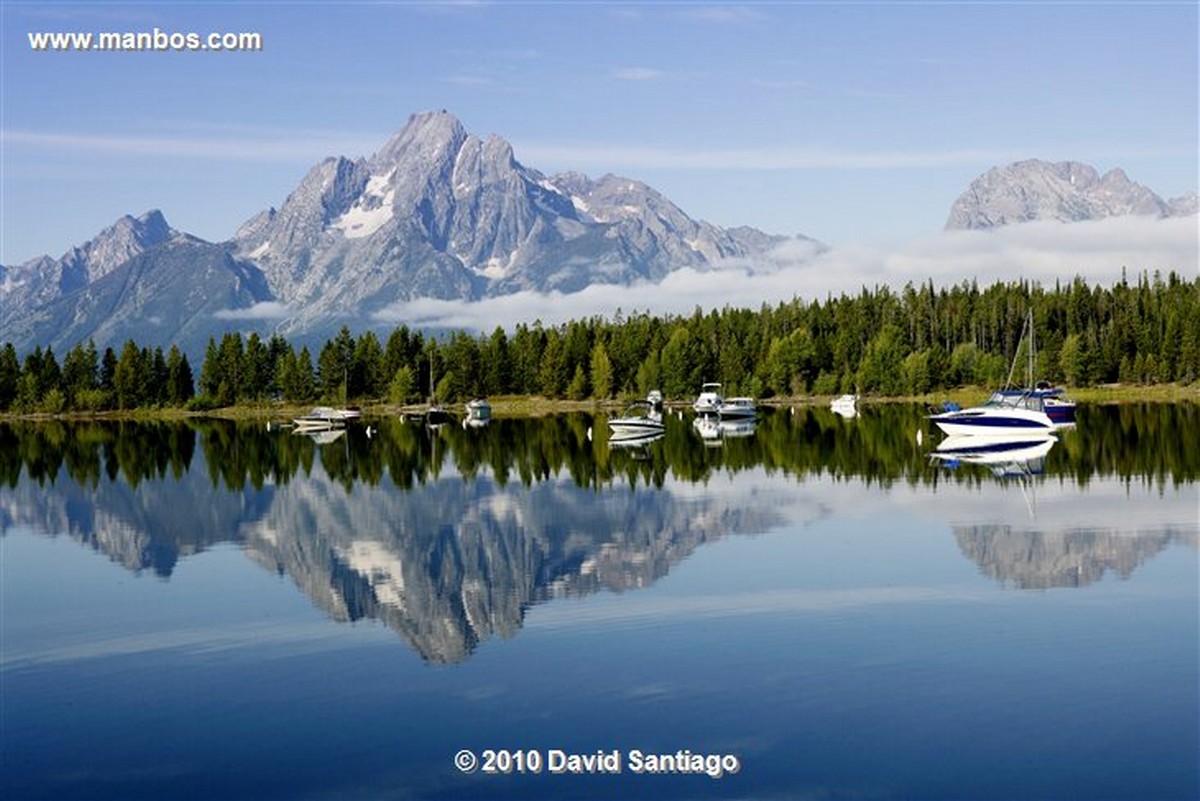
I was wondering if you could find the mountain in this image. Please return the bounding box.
[0,111,794,353]
[231,110,792,335]
[946,159,1198,230]
[0,210,175,327]
[2,229,272,357]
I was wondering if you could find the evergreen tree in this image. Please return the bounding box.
[113,340,145,409]
[0,344,20,410]
[352,331,386,400]
[166,345,194,405]
[388,365,415,405]
[590,342,613,399]
[100,347,118,392]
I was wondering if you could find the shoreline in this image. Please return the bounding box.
[0,383,1196,423]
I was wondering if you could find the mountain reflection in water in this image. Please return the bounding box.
[1,403,1195,663]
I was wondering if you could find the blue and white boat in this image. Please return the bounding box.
[932,311,1075,436]
[990,311,1077,426]
[992,382,1076,425]
[929,392,1055,436]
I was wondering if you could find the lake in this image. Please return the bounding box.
[2,402,1197,800]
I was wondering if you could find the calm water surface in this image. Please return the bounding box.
[2,403,1197,800]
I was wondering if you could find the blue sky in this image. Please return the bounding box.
[2,1,1196,276]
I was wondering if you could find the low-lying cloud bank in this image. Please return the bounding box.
[214,301,292,321]
[372,216,1198,332]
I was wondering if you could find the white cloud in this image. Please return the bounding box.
[370,216,1197,332]
[214,301,291,321]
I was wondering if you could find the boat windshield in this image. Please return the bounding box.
[984,391,1045,411]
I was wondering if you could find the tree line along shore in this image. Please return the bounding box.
[0,272,1196,416]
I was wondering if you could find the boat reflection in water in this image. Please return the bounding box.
[608,430,665,450]
[693,414,757,445]
[930,434,1056,478]
[296,427,347,446]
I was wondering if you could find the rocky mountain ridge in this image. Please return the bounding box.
[946,159,1197,230]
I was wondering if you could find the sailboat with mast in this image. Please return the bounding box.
[929,310,1072,436]
[989,311,1077,425]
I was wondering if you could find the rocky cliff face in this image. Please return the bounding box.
[946,159,1197,229]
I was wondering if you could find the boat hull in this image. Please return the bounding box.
[719,398,757,420]
[609,420,665,438]
[930,407,1055,437]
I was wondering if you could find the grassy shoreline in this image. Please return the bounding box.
[0,382,1196,422]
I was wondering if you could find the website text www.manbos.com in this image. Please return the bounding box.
[28,27,263,53]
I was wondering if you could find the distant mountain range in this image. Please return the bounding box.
[1,111,1195,354]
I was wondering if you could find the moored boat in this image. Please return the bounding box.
[293,406,351,430]
[719,396,757,420]
[608,400,665,439]
[830,394,858,418]
[693,383,724,416]
[465,398,492,421]
[993,311,1077,426]
[929,392,1055,436]
[993,381,1076,425]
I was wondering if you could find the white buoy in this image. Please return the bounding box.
[586,426,593,442]
[916,429,923,446]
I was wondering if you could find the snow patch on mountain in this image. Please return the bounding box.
[332,172,396,239]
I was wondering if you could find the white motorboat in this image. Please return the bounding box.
[693,382,724,416]
[830,394,858,418]
[293,406,351,430]
[465,398,492,421]
[608,401,665,439]
[719,396,757,420]
[928,392,1055,437]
